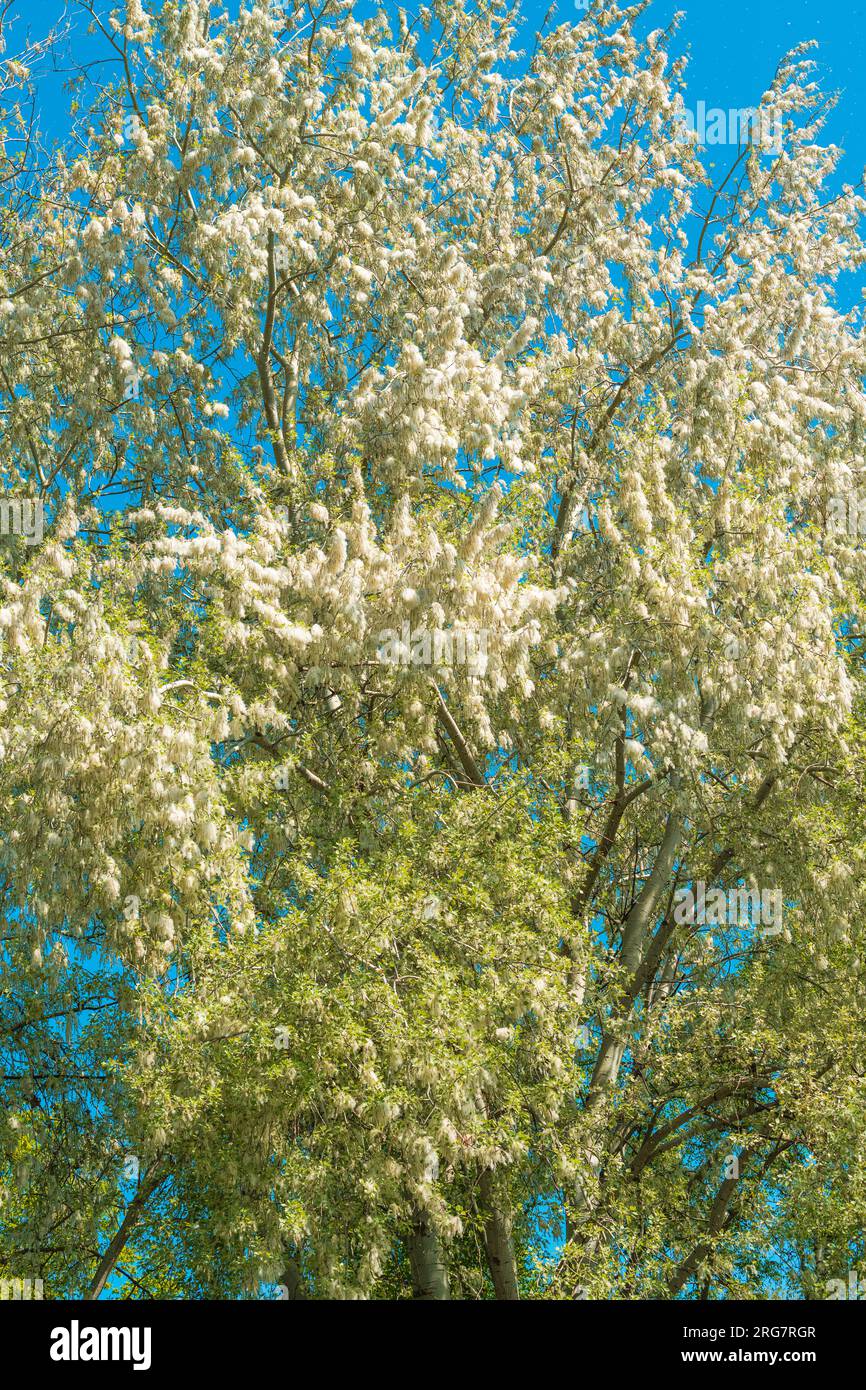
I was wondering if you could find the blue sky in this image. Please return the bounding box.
[523,0,866,188]
[671,0,866,190]
[20,0,866,186]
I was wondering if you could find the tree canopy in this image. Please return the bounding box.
[1,0,865,1300]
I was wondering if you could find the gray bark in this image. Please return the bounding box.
[588,813,683,1103]
[479,1170,520,1300]
[409,1213,450,1300]
[85,1168,166,1300]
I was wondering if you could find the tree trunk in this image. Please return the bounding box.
[588,813,683,1105]
[85,1168,166,1300]
[279,1253,307,1300]
[479,1170,520,1299]
[409,1213,450,1299]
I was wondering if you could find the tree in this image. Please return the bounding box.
[1,0,866,1300]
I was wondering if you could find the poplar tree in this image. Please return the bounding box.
[1,0,865,1299]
